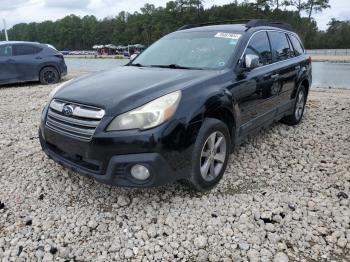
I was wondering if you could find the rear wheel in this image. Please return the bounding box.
[40,67,60,85]
[187,118,231,191]
[281,86,307,125]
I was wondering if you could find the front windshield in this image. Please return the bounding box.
[131,31,242,70]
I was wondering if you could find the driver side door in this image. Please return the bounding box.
[232,31,280,135]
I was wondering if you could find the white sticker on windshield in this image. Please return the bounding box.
[214,32,241,40]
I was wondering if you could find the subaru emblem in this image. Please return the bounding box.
[62,105,74,116]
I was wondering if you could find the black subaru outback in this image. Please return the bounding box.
[39,20,312,191]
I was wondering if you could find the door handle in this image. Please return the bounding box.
[271,74,279,80]
[35,57,42,60]
[6,59,15,63]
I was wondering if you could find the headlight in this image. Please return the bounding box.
[107,90,181,131]
[48,80,72,100]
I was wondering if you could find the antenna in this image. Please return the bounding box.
[3,19,8,41]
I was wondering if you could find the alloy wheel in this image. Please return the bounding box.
[295,90,305,120]
[200,131,227,182]
[44,70,56,84]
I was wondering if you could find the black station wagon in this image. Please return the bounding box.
[39,20,312,191]
[0,41,67,85]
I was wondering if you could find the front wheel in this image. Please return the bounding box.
[187,118,231,192]
[281,86,307,125]
[40,67,60,85]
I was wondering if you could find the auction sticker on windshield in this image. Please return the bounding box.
[214,32,241,40]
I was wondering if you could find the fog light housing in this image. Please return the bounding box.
[130,164,150,181]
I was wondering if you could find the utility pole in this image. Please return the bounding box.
[3,19,8,41]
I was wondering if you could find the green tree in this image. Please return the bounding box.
[3,0,345,50]
[289,0,307,15]
[305,0,330,20]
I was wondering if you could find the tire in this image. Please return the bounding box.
[281,86,307,125]
[39,67,60,85]
[187,118,231,192]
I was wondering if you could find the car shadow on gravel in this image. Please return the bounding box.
[0,81,45,89]
[52,166,192,199]
[0,77,74,89]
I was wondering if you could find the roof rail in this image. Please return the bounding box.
[177,19,252,31]
[246,19,294,31]
[178,19,294,32]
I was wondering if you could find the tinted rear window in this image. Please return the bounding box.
[13,44,42,56]
[0,45,12,57]
[289,34,304,56]
[268,32,294,61]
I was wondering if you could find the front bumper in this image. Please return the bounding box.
[40,132,177,187]
[39,116,199,187]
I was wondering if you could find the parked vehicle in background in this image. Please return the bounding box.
[64,50,95,55]
[0,41,67,85]
[39,20,311,191]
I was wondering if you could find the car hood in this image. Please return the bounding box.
[55,66,221,115]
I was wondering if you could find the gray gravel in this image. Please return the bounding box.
[0,75,349,261]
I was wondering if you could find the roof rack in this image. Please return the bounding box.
[178,19,294,32]
[177,19,252,30]
[246,19,294,31]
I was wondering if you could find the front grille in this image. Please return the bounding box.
[46,99,105,140]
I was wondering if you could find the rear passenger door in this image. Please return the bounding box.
[12,44,43,81]
[267,31,298,112]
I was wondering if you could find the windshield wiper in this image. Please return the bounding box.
[129,63,147,67]
[150,64,203,70]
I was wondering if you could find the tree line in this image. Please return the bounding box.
[0,0,349,50]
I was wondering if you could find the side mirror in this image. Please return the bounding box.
[245,54,260,70]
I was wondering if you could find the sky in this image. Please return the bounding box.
[0,0,349,31]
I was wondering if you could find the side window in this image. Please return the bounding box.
[0,45,13,57]
[244,31,272,67]
[13,45,41,56]
[289,34,304,56]
[286,35,295,58]
[268,31,293,62]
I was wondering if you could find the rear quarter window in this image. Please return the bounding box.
[289,34,305,56]
[13,44,42,56]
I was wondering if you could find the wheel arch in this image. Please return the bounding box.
[39,64,61,79]
[292,77,310,99]
[204,105,236,143]
[301,78,310,96]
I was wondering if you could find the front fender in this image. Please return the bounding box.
[184,88,237,143]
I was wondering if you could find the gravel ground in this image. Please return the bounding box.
[0,75,349,261]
